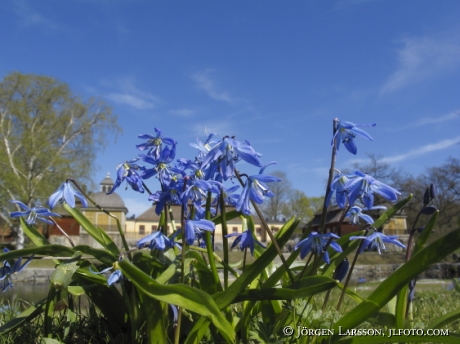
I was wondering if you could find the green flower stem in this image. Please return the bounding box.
[141,180,153,195]
[404,207,432,319]
[243,247,247,273]
[219,192,229,289]
[405,210,423,262]
[319,118,339,234]
[334,204,351,234]
[49,217,75,247]
[204,191,221,288]
[336,230,368,311]
[175,178,188,344]
[174,307,183,344]
[69,178,131,260]
[167,204,178,233]
[188,246,239,279]
[234,169,295,284]
[297,252,314,281]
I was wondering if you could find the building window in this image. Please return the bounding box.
[139,225,145,235]
[272,227,279,233]
[256,227,262,236]
[232,227,238,233]
[151,225,157,233]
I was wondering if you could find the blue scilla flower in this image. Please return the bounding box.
[149,188,181,216]
[346,205,386,225]
[90,266,123,286]
[184,219,215,246]
[345,170,400,209]
[10,201,61,225]
[136,128,176,160]
[190,132,218,161]
[48,181,89,209]
[332,120,376,155]
[201,137,262,180]
[294,232,342,264]
[236,163,280,215]
[181,179,213,207]
[333,258,349,282]
[225,230,266,256]
[210,182,240,209]
[0,248,34,292]
[350,231,406,254]
[169,304,179,324]
[326,172,351,208]
[136,230,181,250]
[140,143,176,182]
[108,159,145,195]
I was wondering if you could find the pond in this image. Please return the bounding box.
[1,282,50,307]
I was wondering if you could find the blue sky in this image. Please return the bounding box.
[1,1,459,216]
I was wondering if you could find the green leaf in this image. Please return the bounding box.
[186,250,220,294]
[20,217,50,246]
[367,312,395,327]
[373,194,413,229]
[0,245,75,261]
[68,285,88,296]
[74,267,110,285]
[184,216,300,344]
[212,210,241,225]
[413,210,438,256]
[334,283,365,304]
[50,252,82,290]
[63,204,120,255]
[429,307,460,329]
[214,216,300,309]
[453,278,460,293]
[73,245,118,265]
[232,276,336,302]
[396,210,437,328]
[117,259,235,343]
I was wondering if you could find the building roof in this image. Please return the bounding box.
[134,204,271,225]
[85,173,128,213]
[86,192,128,213]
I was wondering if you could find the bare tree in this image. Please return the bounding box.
[0,72,121,248]
[261,170,292,221]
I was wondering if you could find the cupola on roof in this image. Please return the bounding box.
[85,173,128,213]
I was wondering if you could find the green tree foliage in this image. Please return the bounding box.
[0,72,121,244]
[281,190,318,226]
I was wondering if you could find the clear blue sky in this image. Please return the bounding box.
[1,1,459,216]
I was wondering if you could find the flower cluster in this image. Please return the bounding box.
[106,129,280,247]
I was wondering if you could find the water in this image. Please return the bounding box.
[1,282,50,307]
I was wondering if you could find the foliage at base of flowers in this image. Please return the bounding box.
[1,120,459,343]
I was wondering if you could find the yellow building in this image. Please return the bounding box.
[80,173,128,248]
[125,204,285,244]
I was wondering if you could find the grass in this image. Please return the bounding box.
[1,283,458,343]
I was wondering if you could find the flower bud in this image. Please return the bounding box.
[429,183,437,199]
[420,206,437,215]
[423,187,430,205]
[333,258,349,282]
